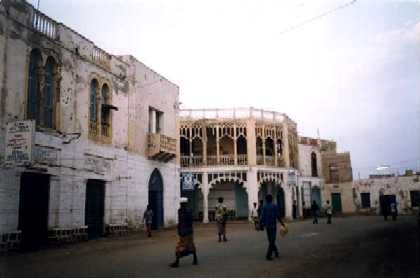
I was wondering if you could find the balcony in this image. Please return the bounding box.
[181,156,203,167]
[147,133,176,162]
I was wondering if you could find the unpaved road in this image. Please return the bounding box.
[0,216,419,278]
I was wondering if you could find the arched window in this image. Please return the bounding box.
[89,79,99,136]
[27,49,43,122]
[100,84,110,137]
[311,152,318,177]
[44,57,57,128]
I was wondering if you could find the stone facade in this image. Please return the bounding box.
[0,0,180,247]
[178,108,299,221]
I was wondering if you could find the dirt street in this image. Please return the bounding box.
[0,216,419,278]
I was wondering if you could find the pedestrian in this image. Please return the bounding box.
[292,200,297,220]
[260,194,285,260]
[311,200,319,224]
[325,200,333,224]
[143,204,153,237]
[250,202,259,230]
[257,200,264,218]
[170,197,198,268]
[381,198,389,221]
[390,202,398,221]
[215,197,228,242]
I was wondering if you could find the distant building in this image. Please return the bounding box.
[0,0,179,250]
[353,171,420,215]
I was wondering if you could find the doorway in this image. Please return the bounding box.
[149,169,164,229]
[85,180,105,239]
[18,173,50,250]
[331,193,342,212]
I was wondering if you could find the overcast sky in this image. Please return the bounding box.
[31,0,420,178]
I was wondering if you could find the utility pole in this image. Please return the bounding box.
[37,0,40,10]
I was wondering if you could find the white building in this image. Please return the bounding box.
[178,108,300,222]
[0,0,179,249]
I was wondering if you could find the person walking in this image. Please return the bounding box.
[143,205,153,237]
[250,202,259,230]
[260,194,284,260]
[390,202,398,221]
[215,197,228,242]
[311,200,319,224]
[170,197,198,268]
[325,200,333,224]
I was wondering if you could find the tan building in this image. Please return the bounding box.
[178,108,300,222]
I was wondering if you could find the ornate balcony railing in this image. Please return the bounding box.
[219,155,235,166]
[207,155,218,166]
[148,133,176,162]
[257,155,264,165]
[180,156,203,167]
[265,156,275,166]
[31,9,58,40]
[237,154,248,165]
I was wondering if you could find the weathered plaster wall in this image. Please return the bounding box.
[353,176,420,214]
[322,182,356,214]
[0,0,180,233]
[298,143,322,178]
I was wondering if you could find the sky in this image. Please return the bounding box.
[31,0,420,178]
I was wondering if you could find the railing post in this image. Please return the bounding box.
[216,125,220,164]
[233,124,237,166]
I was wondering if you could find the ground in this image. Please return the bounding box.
[0,216,419,278]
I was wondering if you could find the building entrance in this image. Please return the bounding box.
[18,173,50,250]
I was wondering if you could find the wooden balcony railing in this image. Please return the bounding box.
[148,133,176,162]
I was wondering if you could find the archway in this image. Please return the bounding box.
[148,169,164,229]
[258,181,285,218]
[208,180,249,220]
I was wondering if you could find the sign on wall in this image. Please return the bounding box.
[182,173,195,191]
[288,170,297,186]
[5,120,35,165]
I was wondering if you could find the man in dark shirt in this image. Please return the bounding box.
[260,194,284,260]
[170,198,198,267]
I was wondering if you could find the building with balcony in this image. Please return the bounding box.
[0,0,179,249]
[178,108,300,222]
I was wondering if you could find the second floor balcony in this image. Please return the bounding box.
[148,133,177,162]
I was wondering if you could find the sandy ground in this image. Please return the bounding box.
[0,216,419,278]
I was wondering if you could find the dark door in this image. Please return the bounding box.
[18,173,50,250]
[385,195,396,211]
[149,169,164,230]
[276,187,285,218]
[85,180,105,239]
[311,187,322,207]
[331,193,342,212]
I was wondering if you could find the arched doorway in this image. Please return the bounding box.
[148,169,164,229]
[258,181,285,218]
[276,187,286,218]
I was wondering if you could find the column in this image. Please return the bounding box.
[150,109,157,133]
[201,172,209,223]
[202,125,207,165]
[282,121,290,168]
[261,126,266,165]
[274,130,278,167]
[216,125,220,164]
[246,119,257,166]
[283,174,293,220]
[246,168,259,220]
[233,124,237,165]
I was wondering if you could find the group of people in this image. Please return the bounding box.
[310,200,333,224]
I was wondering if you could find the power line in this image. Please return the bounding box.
[278,0,357,36]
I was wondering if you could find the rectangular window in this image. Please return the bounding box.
[360,193,371,208]
[410,191,420,207]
